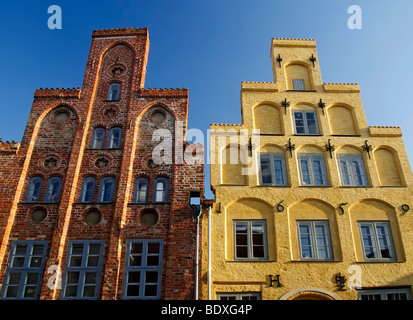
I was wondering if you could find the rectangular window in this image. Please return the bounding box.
[91,128,106,149]
[358,288,411,300]
[98,177,115,203]
[1,241,48,299]
[297,221,333,260]
[293,110,319,135]
[62,240,104,299]
[292,79,306,90]
[217,292,261,300]
[123,239,163,299]
[298,154,328,186]
[107,127,122,149]
[107,83,120,101]
[359,221,396,261]
[133,178,149,203]
[234,220,267,260]
[338,154,368,186]
[259,154,288,186]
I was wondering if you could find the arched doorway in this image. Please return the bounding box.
[280,288,341,300]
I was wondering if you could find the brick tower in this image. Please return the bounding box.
[0,28,204,300]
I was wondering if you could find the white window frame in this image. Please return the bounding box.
[107,83,120,101]
[293,110,319,135]
[358,288,411,300]
[298,154,328,186]
[297,220,333,260]
[217,292,261,300]
[79,177,96,203]
[337,154,368,186]
[90,127,106,149]
[25,177,43,202]
[259,153,288,186]
[107,127,122,149]
[98,177,115,203]
[233,220,268,261]
[358,221,396,261]
[292,79,306,90]
[44,176,62,203]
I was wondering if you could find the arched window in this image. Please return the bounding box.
[107,127,122,149]
[80,177,96,203]
[98,177,115,203]
[153,178,169,203]
[133,178,149,203]
[107,83,120,101]
[25,177,43,202]
[91,127,106,149]
[44,177,62,203]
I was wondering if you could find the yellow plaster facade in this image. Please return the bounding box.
[202,38,413,300]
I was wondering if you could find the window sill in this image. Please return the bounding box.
[256,185,291,188]
[340,185,372,188]
[128,202,169,205]
[86,148,122,151]
[293,134,322,136]
[299,185,332,188]
[291,259,342,263]
[356,260,403,264]
[19,202,60,205]
[227,260,275,263]
[286,90,317,92]
[218,184,249,187]
[104,99,120,102]
[74,202,114,205]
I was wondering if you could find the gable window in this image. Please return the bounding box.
[133,178,149,203]
[62,240,104,299]
[25,177,43,202]
[98,177,115,203]
[298,154,328,186]
[153,178,168,203]
[337,154,368,186]
[107,127,122,149]
[293,110,319,135]
[1,241,48,299]
[44,177,62,203]
[297,221,333,260]
[359,221,396,261]
[234,220,268,260]
[292,79,306,90]
[107,83,120,101]
[123,239,163,299]
[79,177,96,203]
[91,128,106,149]
[259,153,288,186]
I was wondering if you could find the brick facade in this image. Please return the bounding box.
[0,28,204,300]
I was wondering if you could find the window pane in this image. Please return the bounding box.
[71,243,84,255]
[148,242,160,254]
[83,286,96,298]
[89,243,101,255]
[23,286,37,298]
[131,242,143,254]
[145,271,158,283]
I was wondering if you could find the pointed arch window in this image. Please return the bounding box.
[98,177,116,203]
[133,178,149,203]
[107,127,122,149]
[107,83,120,101]
[79,177,96,203]
[91,128,106,149]
[44,177,62,203]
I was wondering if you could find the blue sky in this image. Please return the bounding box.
[1,0,413,198]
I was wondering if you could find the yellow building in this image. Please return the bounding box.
[202,38,413,300]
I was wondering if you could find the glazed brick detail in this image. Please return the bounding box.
[0,28,204,300]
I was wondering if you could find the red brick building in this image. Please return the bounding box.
[0,28,204,300]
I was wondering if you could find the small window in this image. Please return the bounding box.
[123,239,163,299]
[25,177,43,202]
[359,221,396,261]
[293,110,319,135]
[91,128,106,149]
[337,154,368,186]
[133,178,149,203]
[297,221,333,260]
[62,240,104,299]
[292,79,306,90]
[107,83,120,101]
[234,220,268,260]
[79,177,96,203]
[153,178,168,203]
[217,292,261,300]
[1,241,48,299]
[98,177,115,203]
[358,288,411,300]
[298,154,328,186]
[107,127,122,149]
[259,154,288,186]
[44,177,62,203]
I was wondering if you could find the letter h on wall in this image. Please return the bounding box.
[268,275,283,287]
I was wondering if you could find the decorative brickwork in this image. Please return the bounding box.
[0,28,203,300]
